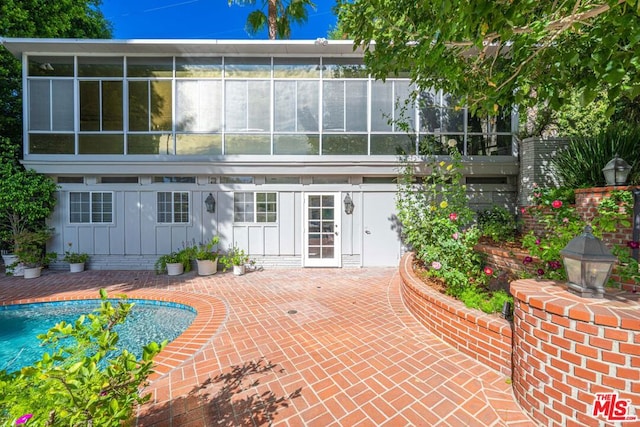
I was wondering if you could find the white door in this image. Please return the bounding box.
[303,193,342,267]
[362,192,402,266]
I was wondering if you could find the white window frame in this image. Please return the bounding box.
[157,191,190,224]
[233,192,278,223]
[69,191,114,224]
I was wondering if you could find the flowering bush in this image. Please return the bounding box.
[397,140,510,312]
[524,186,636,286]
[521,185,583,280]
[0,290,165,426]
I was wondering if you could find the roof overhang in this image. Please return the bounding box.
[0,37,366,58]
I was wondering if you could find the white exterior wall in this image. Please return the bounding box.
[47,174,518,270]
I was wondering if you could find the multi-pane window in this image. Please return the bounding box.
[23,53,516,157]
[234,192,277,223]
[69,192,113,223]
[157,192,190,223]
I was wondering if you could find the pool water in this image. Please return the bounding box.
[0,300,196,373]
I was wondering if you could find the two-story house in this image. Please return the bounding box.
[1,38,519,269]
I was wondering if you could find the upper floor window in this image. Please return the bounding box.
[157,192,190,223]
[28,80,73,131]
[69,192,113,223]
[234,192,277,223]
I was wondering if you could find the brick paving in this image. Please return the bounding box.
[0,267,535,426]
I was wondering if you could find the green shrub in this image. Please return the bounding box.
[553,123,640,188]
[0,290,165,426]
[397,139,510,312]
[477,206,517,243]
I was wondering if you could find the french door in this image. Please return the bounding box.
[303,193,341,267]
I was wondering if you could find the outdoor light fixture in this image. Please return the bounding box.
[602,154,632,186]
[559,226,617,298]
[204,193,216,213]
[343,193,354,215]
[501,301,512,320]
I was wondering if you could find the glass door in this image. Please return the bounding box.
[304,193,341,267]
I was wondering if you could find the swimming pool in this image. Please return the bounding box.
[0,299,196,373]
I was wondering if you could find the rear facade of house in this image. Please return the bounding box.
[2,38,519,269]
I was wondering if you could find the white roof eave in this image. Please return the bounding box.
[0,37,368,57]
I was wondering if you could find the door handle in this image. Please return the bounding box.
[365,230,371,234]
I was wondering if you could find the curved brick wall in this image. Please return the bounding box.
[398,252,512,376]
[511,279,640,427]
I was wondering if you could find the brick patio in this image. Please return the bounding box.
[0,267,534,426]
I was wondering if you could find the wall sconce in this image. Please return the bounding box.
[559,226,617,298]
[602,154,632,186]
[344,193,354,215]
[204,193,216,213]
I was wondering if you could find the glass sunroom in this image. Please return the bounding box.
[23,46,516,158]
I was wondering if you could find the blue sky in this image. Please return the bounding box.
[100,0,339,40]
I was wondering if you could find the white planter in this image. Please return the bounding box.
[23,267,42,279]
[197,259,217,276]
[166,262,184,276]
[2,254,24,276]
[69,262,85,273]
[233,264,246,276]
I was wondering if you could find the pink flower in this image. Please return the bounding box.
[483,266,494,276]
[431,261,442,271]
[523,256,533,265]
[627,241,640,249]
[535,238,541,245]
[537,268,545,276]
[533,182,538,188]
[552,200,563,209]
[520,207,526,214]
[16,414,33,425]
[534,192,541,198]
[449,213,458,221]
[548,260,562,270]
[452,232,459,240]
[562,217,569,224]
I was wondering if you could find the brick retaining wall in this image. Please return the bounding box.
[511,279,640,427]
[398,252,513,376]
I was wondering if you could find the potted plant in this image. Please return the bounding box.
[195,236,221,276]
[62,242,90,273]
[226,245,250,276]
[154,248,191,276]
[14,228,56,279]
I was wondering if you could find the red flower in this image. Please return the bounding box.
[449,212,458,221]
[551,200,563,209]
[523,256,533,265]
[483,266,493,276]
[627,241,640,249]
[537,268,545,276]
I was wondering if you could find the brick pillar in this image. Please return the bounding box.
[511,279,640,427]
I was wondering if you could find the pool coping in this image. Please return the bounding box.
[0,289,228,381]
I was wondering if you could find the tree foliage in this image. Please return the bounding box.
[0,138,58,250]
[337,0,640,115]
[0,290,165,426]
[0,0,112,148]
[228,0,316,39]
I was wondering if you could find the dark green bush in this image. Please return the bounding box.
[553,123,640,188]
